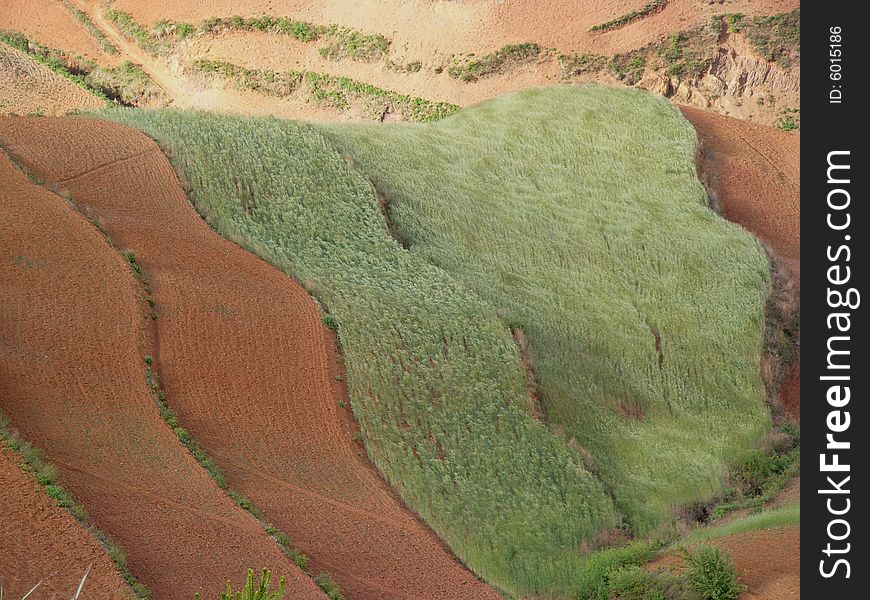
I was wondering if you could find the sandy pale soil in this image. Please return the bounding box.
[0,44,105,116]
[0,135,323,600]
[0,0,121,66]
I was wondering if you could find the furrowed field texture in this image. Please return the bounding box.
[103,85,771,597]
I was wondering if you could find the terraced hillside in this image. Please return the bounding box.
[0,135,324,600]
[1,116,501,600]
[104,85,772,597]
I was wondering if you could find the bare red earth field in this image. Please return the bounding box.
[0,117,502,600]
[0,144,321,600]
[0,446,130,599]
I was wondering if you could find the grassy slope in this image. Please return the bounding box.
[103,85,770,596]
[103,106,618,598]
[318,85,771,531]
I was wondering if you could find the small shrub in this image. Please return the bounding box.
[684,546,745,600]
[197,568,286,600]
[314,573,346,600]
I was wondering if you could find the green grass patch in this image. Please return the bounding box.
[105,9,167,54]
[741,9,800,67]
[102,85,770,597]
[193,59,303,96]
[0,412,150,598]
[447,43,541,82]
[318,27,391,62]
[63,1,119,54]
[199,15,323,42]
[590,0,670,33]
[304,72,458,121]
[558,52,607,79]
[684,502,799,547]
[314,572,346,600]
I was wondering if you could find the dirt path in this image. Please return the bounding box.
[0,141,324,600]
[1,117,502,600]
[0,447,131,599]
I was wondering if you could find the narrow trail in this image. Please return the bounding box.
[0,135,325,600]
[1,117,503,600]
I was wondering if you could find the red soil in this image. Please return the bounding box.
[1,117,502,600]
[717,527,800,600]
[681,106,800,423]
[0,447,130,599]
[0,144,322,600]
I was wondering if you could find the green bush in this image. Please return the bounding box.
[196,568,286,600]
[313,573,346,600]
[684,546,745,600]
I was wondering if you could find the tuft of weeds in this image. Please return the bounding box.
[682,546,745,600]
[741,9,800,67]
[313,573,346,600]
[558,52,607,79]
[608,51,647,85]
[318,27,391,62]
[447,43,541,81]
[776,107,800,131]
[590,0,669,33]
[304,72,459,121]
[199,15,324,43]
[195,568,286,600]
[105,9,167,55]
[192,60,303,96]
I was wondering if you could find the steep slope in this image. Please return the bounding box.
[0,117,501,600]
[0,141,322,600]
[0,447,130,599]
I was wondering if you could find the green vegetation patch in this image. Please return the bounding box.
[447,43,541,82]
[103,85,770,597]
[199,15,323,43]
[741,9,800,67]
[558,52,607,79]
[304,72,458,121]
[193,59,303,96]
[105,9,168,54]
[318,86,770,534]
[318,27,391,62]
[590,0,669,33]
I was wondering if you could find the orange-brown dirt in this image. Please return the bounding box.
[0,447,131,599]
[0,117,502,600]
[653,527,800,600]
[682,106,800,423]
[0,44,106,116]
[114,0,798,56]
[0,1,796,124]
[0,145,323,600]
[0,0,121,66]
